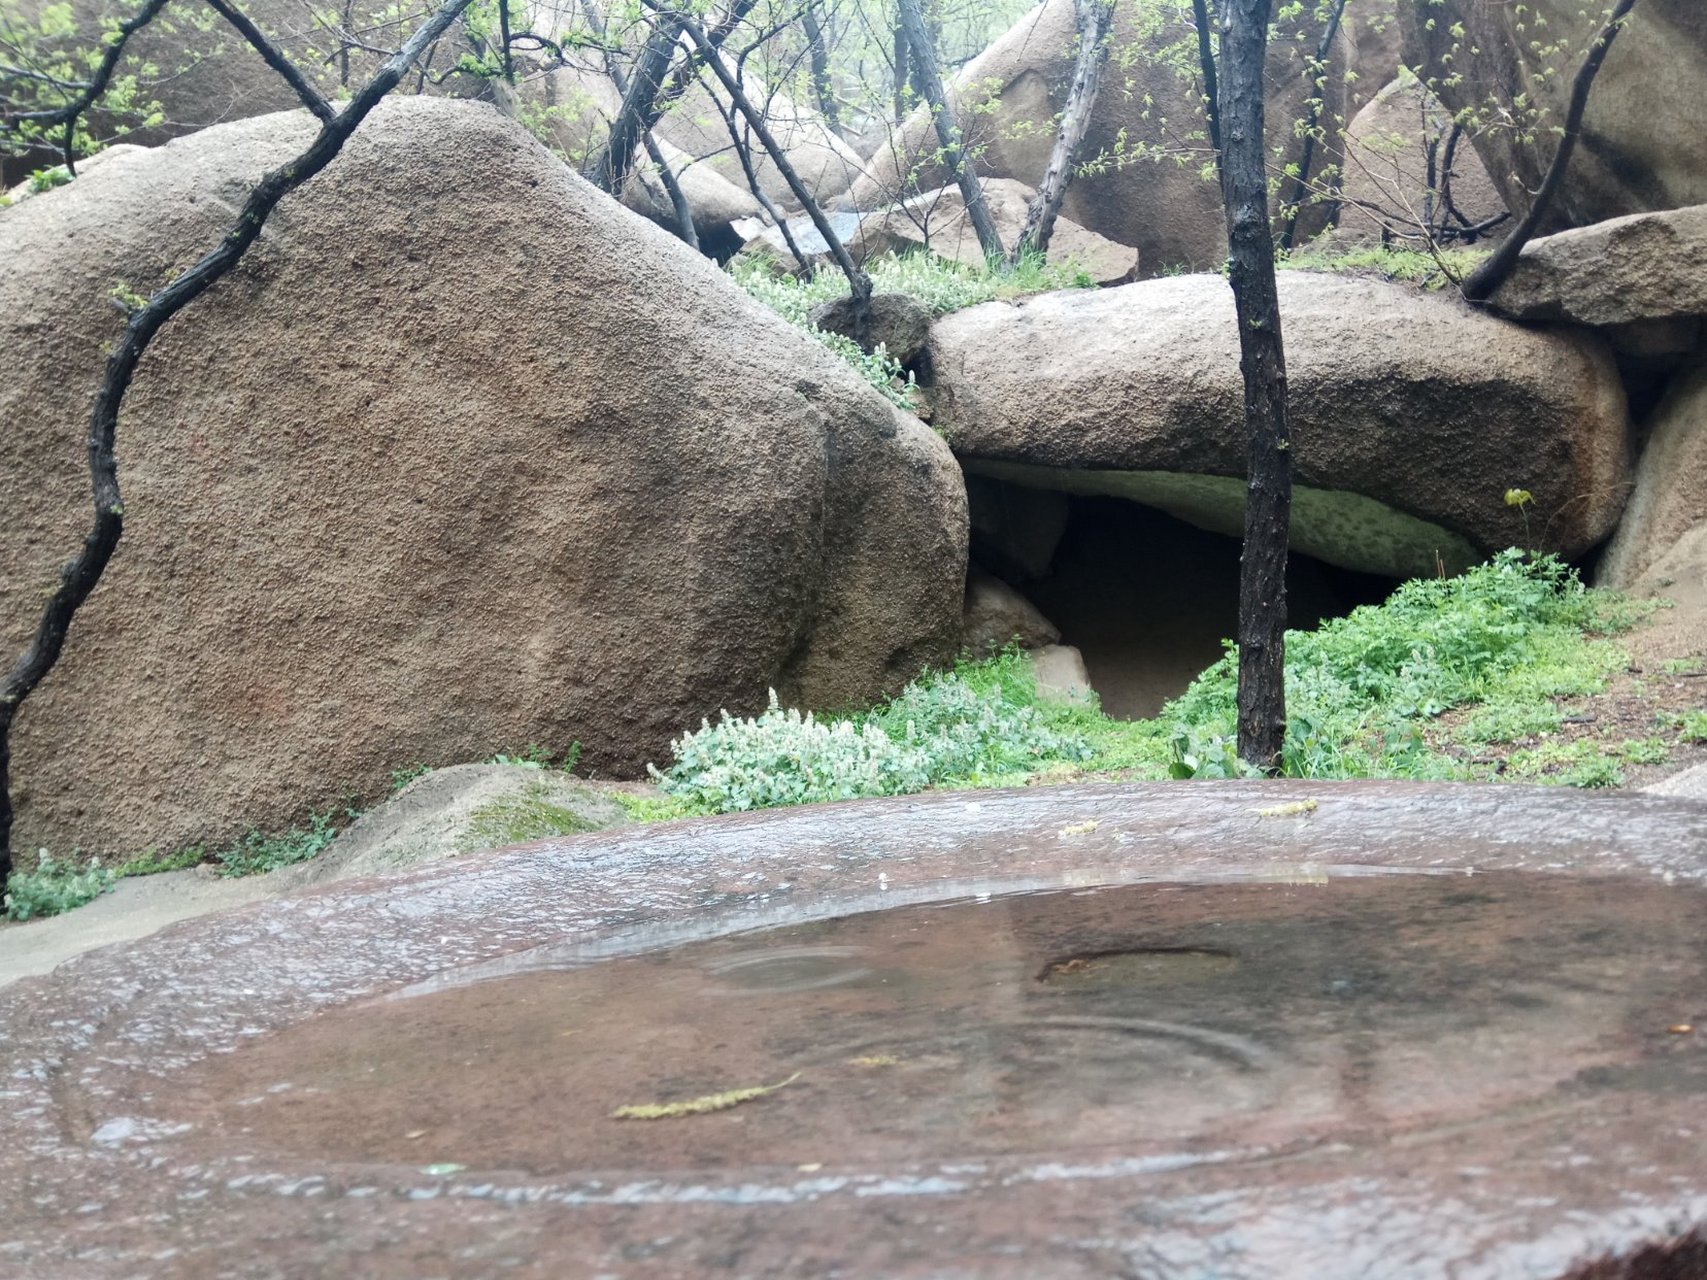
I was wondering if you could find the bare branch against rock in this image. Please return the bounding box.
[1277,0,1346,253]
[0,0,480,884]
[1205,0,1292,770]
[894,0,1003,262]
[1008,0,1116,265]
[674,8,873,329]
[589,11,685,195]
[1460,0,1640,303]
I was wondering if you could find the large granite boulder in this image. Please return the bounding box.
[926,273,1630,578]
[1487,204,1707,351]
[852,0,1345,276]
[1400,0,1707,231]
[1599,364,1707,590]
[1333,76,1507,246]
[847,178,1139,285]
[0,97,966,858]
[536,58,867,210]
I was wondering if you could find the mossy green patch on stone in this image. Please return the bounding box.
[459,783,606,852]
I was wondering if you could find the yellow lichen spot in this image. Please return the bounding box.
[1059,819,1099,837]
[1257,799,1319,818]
[611,1072,801,1121]
[850,1055,899,1068]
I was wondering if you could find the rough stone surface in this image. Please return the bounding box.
[2,781,1704,1277]
[808,292,934,362]
[965,472,1071,581]
[962,568,1061,655]
[1334,76,1507,245]
[1343,0,1405,114]
[1401,0,1707,231]
[299,764,631,885]
[848,179,1140,285]
[1600,365,1707,589]
[1029,642,1093,704]
[0,98,967,858]
[538,60,866,209]
[852,0,1343,275]
[928,272,1631,577]
[1488,204,1707,330]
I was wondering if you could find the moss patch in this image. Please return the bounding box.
[459,784,606,852]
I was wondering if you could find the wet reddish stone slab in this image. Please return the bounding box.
[2,781,1706,1279]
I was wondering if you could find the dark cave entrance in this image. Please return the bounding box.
[967,476,1397,719]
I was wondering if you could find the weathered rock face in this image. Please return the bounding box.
[809,293,934,363]
[853,0,1344,275]
[927,273,1630,578]
[536,59,866,211]
[1333,76,1507,246]
[1343,0,1405,113]
[1599,364,1707,589]
[848,179,1140,286]
[962,568,1061,655]
[1487,204,1707,338]
[0,98,966,857]
[1400,0,1707,230]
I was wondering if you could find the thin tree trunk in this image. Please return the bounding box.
[894,0,1002,261]
[1008,0,1115,265]
[644,130,699,249]
[1211,0,1292,771]
[801,0,842,138]
[678,13,873,334]
[1190,0,1221,160]
[892,23,910,125]
[0,0,480,884]
[589,12,684,195]
[1460,0,1638,301]
[1277,0,1346,253]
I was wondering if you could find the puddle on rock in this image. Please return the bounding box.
[173,873,1707,1177]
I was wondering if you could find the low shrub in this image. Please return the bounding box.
[4,857,114,921]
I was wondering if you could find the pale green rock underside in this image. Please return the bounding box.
[964,461,1481,580]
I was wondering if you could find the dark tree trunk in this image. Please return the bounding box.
[679,13,873,335]
[892,23,910,125]
[801,0,841,138]
[589,13,684,195]
[1460,0,1638,302]
[1209,0,1292,771]
[1008,0,1115,264]
[0,0,480,886]
[1277,0,1346,253]
[894,0,1002,261]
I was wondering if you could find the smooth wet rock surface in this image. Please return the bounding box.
[3,782,1706,1278]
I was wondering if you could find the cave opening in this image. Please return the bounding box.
[966,476,1398,720]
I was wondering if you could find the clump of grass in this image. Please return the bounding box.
[1164,551,1639,781]
[115,845,206,877]
[730,250,1094,405]
[1281,243,1490,290]
[3,856,114,921]
[214,812,339,877]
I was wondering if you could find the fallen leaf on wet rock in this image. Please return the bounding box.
[612,1072,801,1121]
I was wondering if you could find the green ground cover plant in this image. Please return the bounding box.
[2,856,113,921]
[729,250,1093,404]
[651,552,1654,811]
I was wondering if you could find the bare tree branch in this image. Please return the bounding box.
[203,0,337,123]
[895,0,1002,261]
[1008,0,1115,264]
[1461,0,1639,302]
